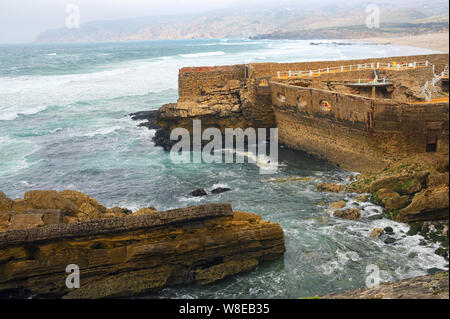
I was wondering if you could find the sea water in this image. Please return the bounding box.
[0,39,446,298]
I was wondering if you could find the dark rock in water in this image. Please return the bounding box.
[153,128,178,151]
[211,188,231,194]
[419,239,428,246]
[367,214,383,221]
[190,188,208,197]
[427,268,444,275]
[384,227,394,234]
[435,247,449,261]
[130,110,160,130]
[384,237,396,245]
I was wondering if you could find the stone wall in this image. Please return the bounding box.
[270,81,449,173]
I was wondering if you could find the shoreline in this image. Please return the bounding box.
[361,32,449,53]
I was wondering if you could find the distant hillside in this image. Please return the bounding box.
[35,0,449,43]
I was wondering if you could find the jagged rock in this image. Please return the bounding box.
[0,192,13,212]
[211,187,231,194]
[316,183,345,193]
[328,201,346,210]
[190,188,208,197]
[399,186,449,222]
[370,228,384,238]
[77,202,104,222]
[0,203,285,299]
[134,207,158,216]
[334,208,361,221]
[427,172,450,188]
[59,190,107,214]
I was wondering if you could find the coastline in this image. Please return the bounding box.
[361,32,449,53]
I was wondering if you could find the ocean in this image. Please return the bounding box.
[0,39,446,298]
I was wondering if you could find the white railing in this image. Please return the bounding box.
[277,61,430,79]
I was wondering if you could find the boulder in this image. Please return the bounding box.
[328,201,346,210]
[211,187,231,194]
[190,188,208,197]
[59,190,107,214]
[399,186,449,222]
[23,190,78,215]
[384,195,410,211]
[370,228,384,239]
[0,192,13,212]
[334,208,361,221]
[394,179,422,195]
[368,175,411,193]
[316,183,345,193]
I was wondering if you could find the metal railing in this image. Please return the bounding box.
[277,61,430,79]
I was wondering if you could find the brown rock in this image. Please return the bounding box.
[0,192,13,212]
[399,186,449,222]
[62,216,79,224]
[77,202,104,222]
[317,183,345,193]
[328,201,346,210]
[384,195,410,211]
[23,190,78,216]
[334,208,361,220]
[134,207,158,216]
[370,228,384,238]
[427,172,450,188]
[59,190,107,214]
[0,203,286,299]
[8,213,44,231]
[0,212,12,232]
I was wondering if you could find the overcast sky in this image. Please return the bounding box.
[0,0,446,44]
[0,0,291,43]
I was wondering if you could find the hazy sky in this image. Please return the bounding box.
[0,0,288,43]
[0,0,446,43]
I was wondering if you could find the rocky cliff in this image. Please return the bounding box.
[0,191,285,298]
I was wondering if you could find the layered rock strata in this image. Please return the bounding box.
[0,191,285,298]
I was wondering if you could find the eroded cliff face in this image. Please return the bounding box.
[0,191,285,298]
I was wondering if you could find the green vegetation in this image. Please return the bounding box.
[393,179,415,195]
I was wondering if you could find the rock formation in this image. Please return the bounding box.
[0,191,285,298]
[320,272,449,299]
